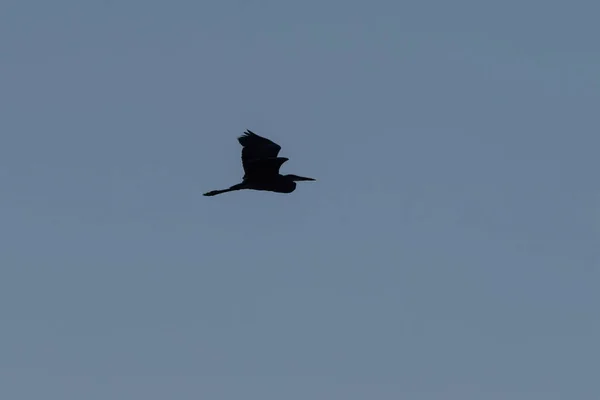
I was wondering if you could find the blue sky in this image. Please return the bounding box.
[1,1,598,399]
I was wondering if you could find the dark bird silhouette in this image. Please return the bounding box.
[203,130,315,196]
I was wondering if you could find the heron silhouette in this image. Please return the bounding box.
[203,130,315,196]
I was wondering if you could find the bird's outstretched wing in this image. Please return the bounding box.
[238,130,281,160]
[238,130,287,178]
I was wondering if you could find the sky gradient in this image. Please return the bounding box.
[1,1,599,399]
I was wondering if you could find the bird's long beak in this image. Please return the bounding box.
[293,175,316,181]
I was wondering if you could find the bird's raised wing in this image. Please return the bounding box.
[238,130,285,177]
[238,130,281,160]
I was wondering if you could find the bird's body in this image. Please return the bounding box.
[203,130,315,196]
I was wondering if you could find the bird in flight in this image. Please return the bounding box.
[203,130,315,197]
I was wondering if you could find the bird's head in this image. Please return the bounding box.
[286,174,316,182]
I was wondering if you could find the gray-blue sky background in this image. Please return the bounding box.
[1,1,598,399]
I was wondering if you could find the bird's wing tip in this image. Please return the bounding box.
[239,129,255,141]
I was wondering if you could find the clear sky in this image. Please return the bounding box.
[1,1,598,399]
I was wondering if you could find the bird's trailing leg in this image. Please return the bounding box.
[203,182,246,196]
